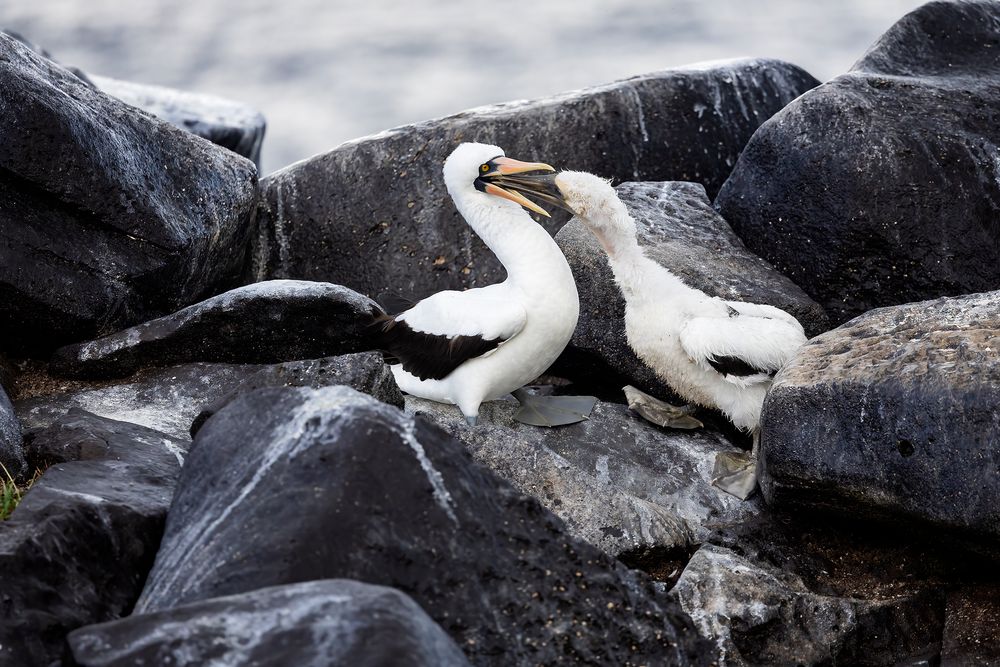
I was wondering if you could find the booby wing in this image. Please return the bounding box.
[679,310,805,385]
[374,287,527,381]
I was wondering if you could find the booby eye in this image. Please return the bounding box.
[480,163,490,173]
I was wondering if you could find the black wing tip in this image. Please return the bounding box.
[707,354,774,378]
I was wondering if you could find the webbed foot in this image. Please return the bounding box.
[512,388,597,427]
[623,385,703,430]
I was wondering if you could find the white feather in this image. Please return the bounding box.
[397,284,526,342]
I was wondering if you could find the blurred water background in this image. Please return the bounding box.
[4,0,924,174]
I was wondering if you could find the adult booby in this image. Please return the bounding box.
[554,171,807,496]
[373,143,579,426]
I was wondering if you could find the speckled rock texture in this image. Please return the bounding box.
[91,74,266,166]
[553,181,829,397]
[0,411,184,667]
[671,544,945,666]
[716,0,1000,325]
[0,32,258,355]
[0,384,25,478]
[408,395,754,558]
[189,352,402,435]
[50,281,380,380]
[252,59,819,301]
[136,386,714,666]
[67,580,471,667]
[760,290,1000,540]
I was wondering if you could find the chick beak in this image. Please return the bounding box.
[479,157,576,218]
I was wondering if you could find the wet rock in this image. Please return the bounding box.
[190,352,402,435]
[553,181,828,397]
[67,579,470,667]
[408,395,753,558]
[50,281,379,380]
[136,386,713,666]
[672,544,945,666]
[0,33,258,355]
[252,59,818,301]
[0,384,25,478]
[717,0,1000,325]
[760,291,1000,540]
[91,74,266,166]
[0,411,184,667]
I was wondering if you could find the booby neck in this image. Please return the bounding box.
[451,190,570,289]
[583,203,692,302]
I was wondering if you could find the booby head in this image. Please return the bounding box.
[554,170,637,256]
[443,142,573,218]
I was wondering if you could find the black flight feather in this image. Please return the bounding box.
[706,354,775,378]
[369,312,503,381]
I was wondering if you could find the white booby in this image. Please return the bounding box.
[553,171,807,496]
[373,143,579,425]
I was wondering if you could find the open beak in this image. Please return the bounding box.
[477,157,576,218]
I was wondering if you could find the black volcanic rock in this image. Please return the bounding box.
[252,59,818,301]
[136,386,713,666]
[0,32,258,355]
[67,579,470,667]
[91,74,266,166]
[408,395,753,559]
[17,362,265,440]
[672,544,944,666]
[50,281,380,380]
[0,384,25,479]
[760,290,1000,541]
[554,181,828,397]
[0,411,185,667]
[716,0,1000,324]
[190,352,402,435]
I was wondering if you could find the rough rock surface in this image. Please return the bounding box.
[760,290,1000,540]
[50,281,380,380]
[0,384,25,478]
[941,585,1000,666]
[0,32,258,354]
[553,181,828,397]
[408,395,753,558]
[67,580,470,667]
[252,59,818,301]
[136,386,713,665]
[91,74,266,166]
[18,353,399,441]
[672,544,945,666]
[0,411,184,667]
[17,363,256,440]
[717,0,1000,324]
[190,352,402,435]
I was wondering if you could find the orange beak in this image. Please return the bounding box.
[479,157,569,218]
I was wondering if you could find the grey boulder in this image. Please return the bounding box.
[50,281,380,380]
[0,411,185,667]
[760,290,1000,540]
[0,32,258,355]
[672,544,944,666]
[717,0,1000,324]
[67,579,470,667]
[408,395,754,560]
[189,352,403,435]
[18,353,399,441]
[136,386,713,666]
[92,74,266,166]
[553,181,828,398]
[0,384,25,479]
[252,59,818,301]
